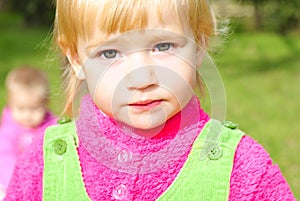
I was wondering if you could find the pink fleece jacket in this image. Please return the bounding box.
[0,107,57,192]
[4,96,295,200]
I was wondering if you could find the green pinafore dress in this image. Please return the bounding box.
[43,119,244,201]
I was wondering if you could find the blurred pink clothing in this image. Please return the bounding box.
[0,107,57,190]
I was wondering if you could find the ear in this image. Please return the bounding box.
[58,36,86,80]
[65,53,86,80]
[195,34,209,68]
[196,47,205,68]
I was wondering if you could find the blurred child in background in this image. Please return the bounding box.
[0,66,57,198]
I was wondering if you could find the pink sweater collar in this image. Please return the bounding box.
[76,95,209,173]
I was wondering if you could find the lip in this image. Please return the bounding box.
[128,99,163,111]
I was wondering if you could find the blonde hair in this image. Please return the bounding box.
[54,0,216,117]
[5,66,49,103]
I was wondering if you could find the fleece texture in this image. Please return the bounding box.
[4,96,296,200]
[42,119,244,201]
[0,107,57,193]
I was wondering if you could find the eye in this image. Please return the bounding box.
[99,49,118,59]
[154,43,172,52]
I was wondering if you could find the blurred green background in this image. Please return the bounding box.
[0,0,299,198]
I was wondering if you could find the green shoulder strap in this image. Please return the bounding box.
[157,119,244,201]
[43,121,91,201]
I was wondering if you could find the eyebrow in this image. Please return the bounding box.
[85,30,188,54]
[85,36,130,55]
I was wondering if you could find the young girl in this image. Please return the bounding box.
[0,67,57,198]
[4,0,295,200]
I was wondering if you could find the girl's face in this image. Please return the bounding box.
[70,9,202,130]
[9,91,47,128]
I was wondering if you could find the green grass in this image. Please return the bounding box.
[0,12,299,199]
[212,32,300,198]
[0,12,62,114]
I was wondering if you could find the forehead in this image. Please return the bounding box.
[10,93,44,107]
[9,86,45,102]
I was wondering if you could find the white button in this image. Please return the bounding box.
[112,184,128,200]
[58,155,63,161]
[118,150,132,163]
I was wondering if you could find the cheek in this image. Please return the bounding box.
[11,108,22,120]
[90,72,121,117]
[36,109,47,120]
[160,59,197,89]
[93,86,112,115]
[166,63,196,107]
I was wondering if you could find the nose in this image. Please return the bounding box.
[125,51,158,90]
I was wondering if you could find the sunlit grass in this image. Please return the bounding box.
[212,32,300,198]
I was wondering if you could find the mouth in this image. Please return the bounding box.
[128,99,163,110]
